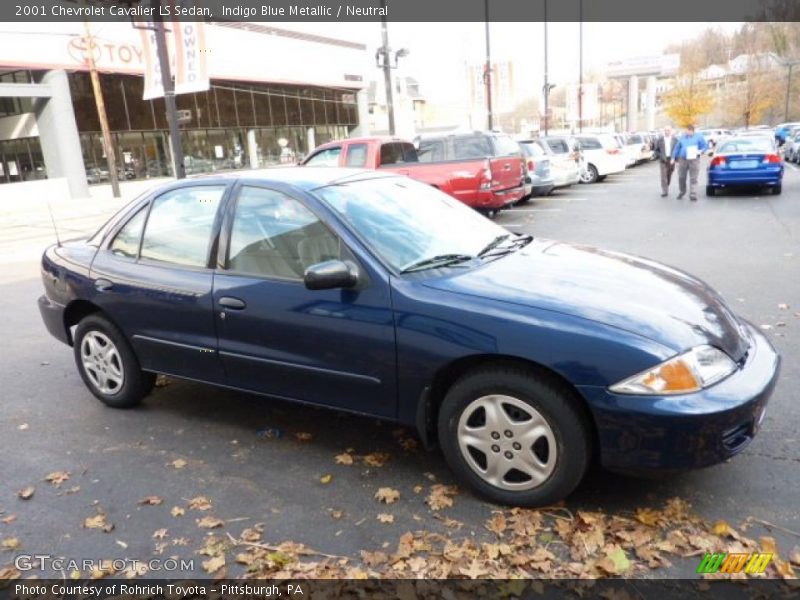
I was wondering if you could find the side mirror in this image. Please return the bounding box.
[304,260,359,291]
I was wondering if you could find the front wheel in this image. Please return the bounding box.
[438,366,591,507]
[579,164,598,184]
[73,314,155,408]
[706,185,716,197]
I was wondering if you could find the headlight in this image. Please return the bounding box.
[609,345,737,395]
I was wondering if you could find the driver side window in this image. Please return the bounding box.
[226,186,341,280]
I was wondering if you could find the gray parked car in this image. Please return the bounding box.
[518,140,555,199]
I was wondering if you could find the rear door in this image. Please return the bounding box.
[90,184,228,382]
[488,134,524,191]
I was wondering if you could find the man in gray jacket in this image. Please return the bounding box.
[654,126,678,197]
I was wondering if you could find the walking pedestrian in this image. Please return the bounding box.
[654,126,678,197]
[671,124,708,201]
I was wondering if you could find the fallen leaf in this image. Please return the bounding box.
[320,474,333,484]
[330,510,344,520]
[377,513,395,524]
[1,537,20,550]
[363,452,391,467]
[197,516,225,529]
[459,559,488,579]
[597,546,631,575]
[84,514,114,532]
[711,520,735,538]
[240,527,262,542]
[0,565,20,580]
[170,506,185,517]
[413,485,423,494]
[170,459,187,469]
[335,453,354,465]
[295,432,313,442]
[1,515,17,525]
[188,496,212,511]
[17,424,29,431]
[202,555,225,574]
[426,484,458,511]
[45,471,70,486]
[790,548,800,566]
[375,487,400,504]
[152,528,168,539]
[760,536,778,555]
[487,512,507,536]
[138,495,163,506]
[17,486,35,500]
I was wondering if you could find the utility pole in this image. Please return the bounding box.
[578,0,583,132]
[151,0,185,178]
[81,3,120,197]
[484,0,493,131]
[379,2,395,136]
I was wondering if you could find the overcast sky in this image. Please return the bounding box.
[311,21,743,103]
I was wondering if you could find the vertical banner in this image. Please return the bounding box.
[138,22,164,100]
[173,2,209,95]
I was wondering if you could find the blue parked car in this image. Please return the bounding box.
[774,121,800,145]
[39,169,779,506]
[707,136,784,196]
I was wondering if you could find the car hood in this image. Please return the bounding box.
[422,239,750,360]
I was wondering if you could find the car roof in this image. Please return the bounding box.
[186,167,396,191]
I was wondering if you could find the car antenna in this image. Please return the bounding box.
[45,195,62,247]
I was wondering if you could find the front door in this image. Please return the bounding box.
[212,184,397,417]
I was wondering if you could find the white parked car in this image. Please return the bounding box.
[535,136,581,189]
[572,134,628,183]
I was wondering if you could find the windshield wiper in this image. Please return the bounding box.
[478,233,534,258]
[401,254,475,273]
[477,234,511,257]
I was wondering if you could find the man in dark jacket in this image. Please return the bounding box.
[654,126,678,197]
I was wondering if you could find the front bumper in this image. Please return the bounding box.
[38,294,70,345]
[578,323,780,473]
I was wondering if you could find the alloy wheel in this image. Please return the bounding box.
[80,331,124,395]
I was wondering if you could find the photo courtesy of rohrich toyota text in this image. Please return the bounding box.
[0,0,798,596]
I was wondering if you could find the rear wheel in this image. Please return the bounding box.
[706,185,716,196]
[579,164,598,184]
[438,366,591,507]
[73,315,155,408]
[773,184,782,195]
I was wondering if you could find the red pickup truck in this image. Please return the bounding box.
[300,133,525,213]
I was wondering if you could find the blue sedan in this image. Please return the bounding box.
[706,137,784,196]
[38,169,779,506]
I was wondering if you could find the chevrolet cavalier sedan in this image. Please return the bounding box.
[39,169,780,506]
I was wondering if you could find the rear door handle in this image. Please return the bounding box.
[94,278,113,292]
[219,296,246,310]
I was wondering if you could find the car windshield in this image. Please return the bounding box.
[316,177,512,272]
[718,138,774,153]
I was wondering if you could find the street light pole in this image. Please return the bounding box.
[151,0,185,179]
[543,0,549,135]
[484,0,493,131]
[578,0,583,132]
[379,6,395,135]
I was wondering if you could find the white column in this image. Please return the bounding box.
[306,127,316,152]
[627,75,638,132]
[247,129,258,169]
[349,89,371,137]
[646,76,657,131]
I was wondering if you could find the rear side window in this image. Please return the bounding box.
[452,135,493,160]
[139,186,225,267]
[545,138,570,154]
[380,142,418,165]
[110,207,147,258]
[345,143,368,167]
[576,137,602,150]
[417,139,445,162]
[519,142,545,158]
[304,147,341,167]
[492,135,522,157]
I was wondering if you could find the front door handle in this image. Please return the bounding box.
[219,296,246,310]
[94,278,113,292]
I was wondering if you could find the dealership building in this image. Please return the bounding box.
[0,21,369,198]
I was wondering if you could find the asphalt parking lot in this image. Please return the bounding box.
[1,160,799,580]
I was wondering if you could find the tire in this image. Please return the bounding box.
[596,175,607,182]
[706,185,715,197]
[773,184,782,195]
[579,164,598,184]
[437,365,592,507]
[73,314,155,408]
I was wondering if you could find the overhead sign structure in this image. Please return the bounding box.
[606,54,680,78]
